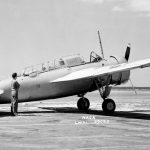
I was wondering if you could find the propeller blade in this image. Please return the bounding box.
[125,43,131,61]
[129,78,137,95]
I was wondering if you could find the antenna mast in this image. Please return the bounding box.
[98,30,104,59]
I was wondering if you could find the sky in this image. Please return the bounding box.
[0,0,150,86]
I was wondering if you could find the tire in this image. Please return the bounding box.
[77,97,90,111]
[102,98,116,114]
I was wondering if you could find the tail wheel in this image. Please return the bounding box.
[77,97,90,111]
[102,98,116,113]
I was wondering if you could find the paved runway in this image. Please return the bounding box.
[0,89,150,150]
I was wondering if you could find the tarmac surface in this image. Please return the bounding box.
[0,89,150,150]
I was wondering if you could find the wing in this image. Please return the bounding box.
[51,59,150,82]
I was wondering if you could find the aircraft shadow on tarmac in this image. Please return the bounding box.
[32,107,150,120]
[1,107,150,120]
[0,111,11,117]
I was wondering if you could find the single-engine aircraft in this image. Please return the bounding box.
[0,44,150,113]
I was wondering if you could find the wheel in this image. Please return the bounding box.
[102,98,116,114]
[77,97,90,111]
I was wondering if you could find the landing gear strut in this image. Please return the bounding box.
[94,78,116,114]
[77,97,90,111]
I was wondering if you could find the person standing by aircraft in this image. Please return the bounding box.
[11,73,20,116]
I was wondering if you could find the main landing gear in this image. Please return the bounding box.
[76,79,116,114]
[77,97,116,113]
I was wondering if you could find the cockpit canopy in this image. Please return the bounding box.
[19,52,102,77]
[61,54,85,67]
[20,54,85,76]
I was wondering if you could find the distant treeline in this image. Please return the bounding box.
[112,87,150,90]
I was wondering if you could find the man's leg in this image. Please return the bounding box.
[14,99,18,114]
[11,96,17,116]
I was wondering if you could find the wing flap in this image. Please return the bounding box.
[51,59,150,82]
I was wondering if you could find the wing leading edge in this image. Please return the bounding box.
[51,59,150,82]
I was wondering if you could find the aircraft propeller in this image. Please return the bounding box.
[125,43,131,61]
[125,43,137,94]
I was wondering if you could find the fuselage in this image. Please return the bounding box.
[0,56,130,104]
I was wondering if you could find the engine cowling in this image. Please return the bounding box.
[108,56,130,85]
